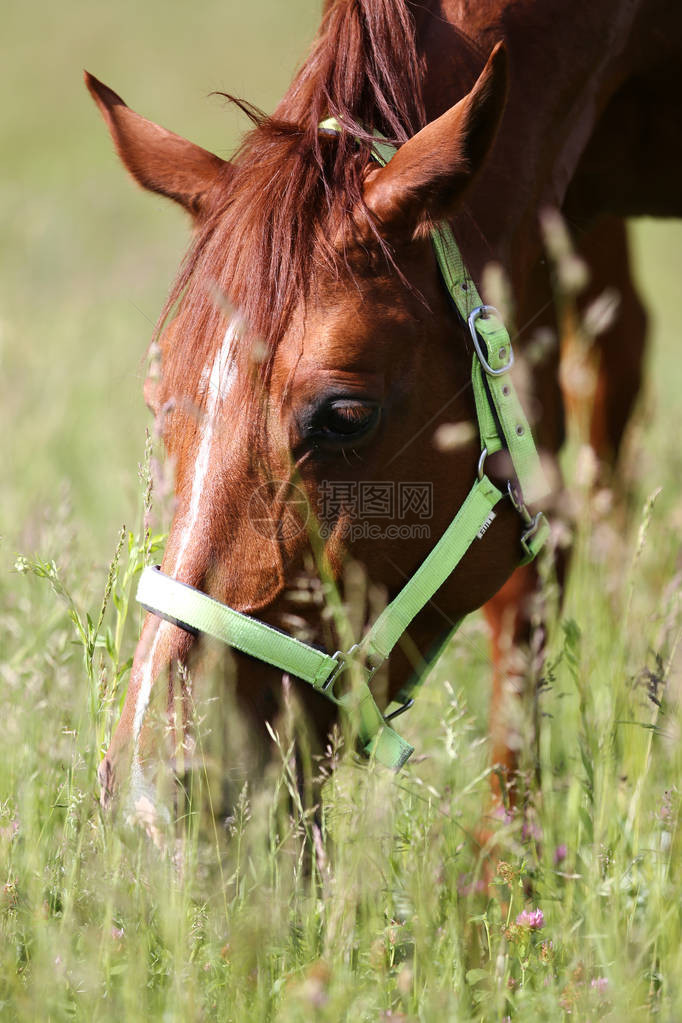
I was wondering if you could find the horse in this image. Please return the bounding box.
[86,0,680,815]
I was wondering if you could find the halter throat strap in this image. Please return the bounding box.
[134,124,550,772]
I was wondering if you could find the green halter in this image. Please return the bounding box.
[136,123,550,771]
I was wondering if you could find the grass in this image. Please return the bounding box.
[2,420,682,1020]
[3,2,682,1019]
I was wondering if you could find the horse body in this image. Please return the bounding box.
[87,0,679,808]
[417,0,682,278]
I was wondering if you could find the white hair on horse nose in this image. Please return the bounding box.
[132,318,240,754]
[171,317,240,574]
[133,619,168,744]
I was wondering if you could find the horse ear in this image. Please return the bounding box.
[84,72,229,221]
[363,42,508,235]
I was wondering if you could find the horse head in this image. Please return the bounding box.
[87,41,532,809]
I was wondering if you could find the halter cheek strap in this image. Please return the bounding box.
[134,125,550,771]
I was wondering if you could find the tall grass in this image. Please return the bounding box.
[3,3,682,1017]
[3,219,682,1020]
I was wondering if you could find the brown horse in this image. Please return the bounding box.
[86,0,680,812]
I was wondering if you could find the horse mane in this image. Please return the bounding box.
[159,0,426,406]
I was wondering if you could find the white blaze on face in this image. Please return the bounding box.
[172,318,240,575]
[132,319,239,746]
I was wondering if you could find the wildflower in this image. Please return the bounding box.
[493,804,515,825]
[521,819,542,842]
[559,985,576,1013]
[515,907,545,930]
[457,872,486,896]
[540,940,555,964]
[659,789,676,822]
[497,861,515,885]
[554,844,567,865]
[591,977,609,994]
[0,818,19,842]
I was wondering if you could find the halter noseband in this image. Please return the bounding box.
[135,124,550,771]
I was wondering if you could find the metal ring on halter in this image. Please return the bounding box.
[477,446,488,480]
[468,305,514,376]
[384,698,415,722]
[507,479,533,526]
[321,644,376,698]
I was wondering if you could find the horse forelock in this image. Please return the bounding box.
[156,0,427,421]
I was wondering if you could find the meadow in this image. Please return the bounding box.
[2,2,682,1019]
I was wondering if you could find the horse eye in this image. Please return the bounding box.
[305,398,381,449]
[323,400,378,435]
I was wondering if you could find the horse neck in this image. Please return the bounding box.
[413,0,643,294]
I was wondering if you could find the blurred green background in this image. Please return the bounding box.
[1,0,321,567]
[2,0,681,570]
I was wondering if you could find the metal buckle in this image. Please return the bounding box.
[507,480,541,541]
[323,647,413,724]
[521,513,542,550]
[320,644,376,699]
[468,305,514,376]
[507,479,532,524]
[384,698,415,722]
